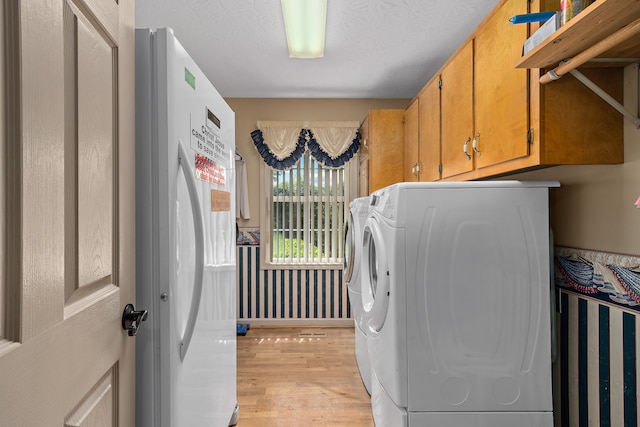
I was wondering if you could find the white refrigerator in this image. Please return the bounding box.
[135,28,238,427]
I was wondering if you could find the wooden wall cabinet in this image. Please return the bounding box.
[469,0,623,179]
[408,0,624,182]
[359,109,404,195]
[404,77,441,182]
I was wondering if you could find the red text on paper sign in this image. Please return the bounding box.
[195,153,226,186]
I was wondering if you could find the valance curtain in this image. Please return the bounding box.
[250,120,360,170]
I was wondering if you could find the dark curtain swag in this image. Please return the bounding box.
[251,122,361,171]
[306,129,360,169]
[251,128,307,170]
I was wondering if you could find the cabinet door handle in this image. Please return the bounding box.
[472,132,481,157]
[463,137,471,160]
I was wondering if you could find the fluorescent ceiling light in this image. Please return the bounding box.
[281,0,327,58]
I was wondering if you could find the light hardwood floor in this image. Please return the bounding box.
[236,326,375,426]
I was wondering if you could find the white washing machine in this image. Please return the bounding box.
[344,196,372,394]
[361,181,559,427]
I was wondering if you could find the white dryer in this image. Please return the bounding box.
[344,196,372,394]
[361,181,558,427]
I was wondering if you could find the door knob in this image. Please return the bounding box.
[122,304,148,336]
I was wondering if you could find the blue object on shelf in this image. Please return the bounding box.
[509,11,556,24]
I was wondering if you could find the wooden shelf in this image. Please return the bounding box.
[515,0,640,69]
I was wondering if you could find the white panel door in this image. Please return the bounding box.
[0,0,136,425]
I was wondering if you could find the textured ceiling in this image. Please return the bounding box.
[135,0,501,98]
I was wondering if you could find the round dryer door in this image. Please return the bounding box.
[343,213,356,284]
[361,217,390,334]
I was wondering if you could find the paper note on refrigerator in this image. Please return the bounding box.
[211,189,231,211]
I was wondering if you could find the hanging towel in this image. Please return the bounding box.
[235,158,251,219]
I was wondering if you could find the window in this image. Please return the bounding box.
[252,121,361,268]
[262,151,355,267]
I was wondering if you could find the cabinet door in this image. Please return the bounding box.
[367,110,404,193]
[441,41,474,179]
[418,78,441,182]
[359,156,369,196]
[474,0,529,169]
[403,98,420,182]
